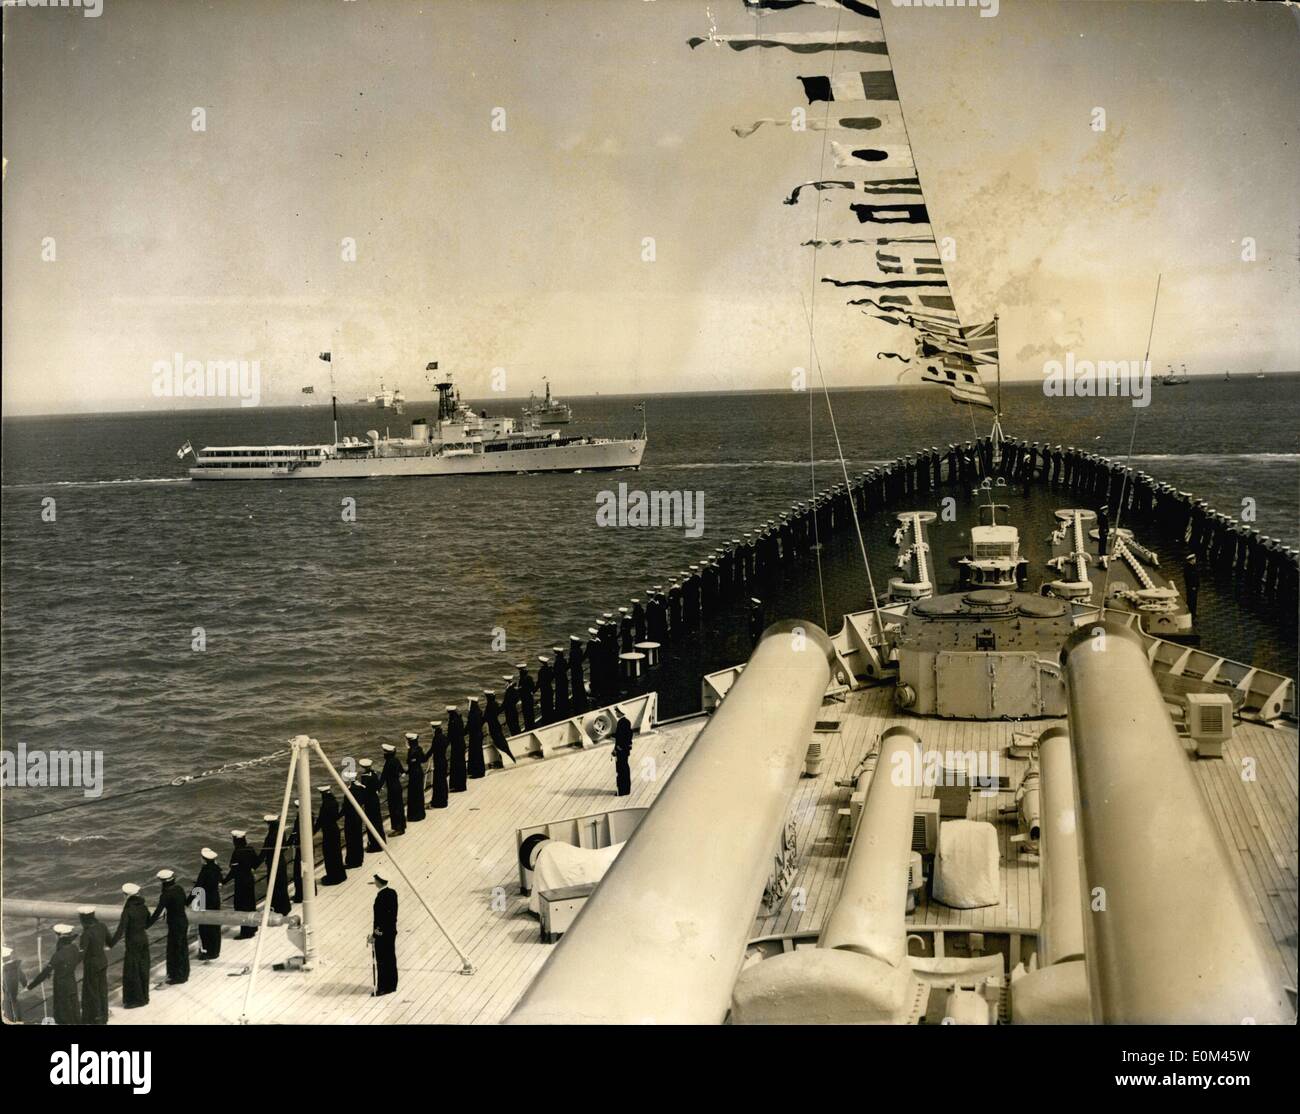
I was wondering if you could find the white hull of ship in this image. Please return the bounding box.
[190,438,645,480]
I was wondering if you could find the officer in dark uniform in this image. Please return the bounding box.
[77,907,110,1024]
[380,743,406,835]
[194,848,223,959]
[428,720,450,807]
[224,828,260,936]
[370,875,399,997]
[585,627,605,705]
[147,869,190,985]
[1097,504,1111,559]
[612,715,633,797]
[317,785,348,884]
[29,924,80,1025]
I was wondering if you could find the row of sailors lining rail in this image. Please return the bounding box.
[996,436,1299,602]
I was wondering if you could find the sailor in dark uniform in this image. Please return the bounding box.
[1184,553,1200,617]
[29,924,80,1025]
[1097,504,1111,559]
[568,635,588,713]
[484,689,511,764]
[380,743,406,835]
[340,771,366,866]
[612,715,633,797]
[147,869,190,985]
[404,733,427,822]
[77,907,110,1025]
[631,598,647,642]
[536,655,555,725]
[748,597,765,647]
[224,829,260,937]
[194,848,223,959]
[552,646,570,721]
[2,946,28,1023]
[447,705,468,792]
[370,875,399,997]
[502,675,522,736]
[428,720,450,807]
[261,814,293,912]
[109,882,151,1008]
[466,695,486,779]
[357,760,386,849]
[517,663,537,731]
[618,607,634,652]
[317,785,348,885]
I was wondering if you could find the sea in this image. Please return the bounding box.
[2,379,1297,910]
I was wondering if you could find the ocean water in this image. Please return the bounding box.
[2,380,1297,907]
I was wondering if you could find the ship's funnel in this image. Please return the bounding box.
[506,620,833,1025]
[1061,620,1291,1024]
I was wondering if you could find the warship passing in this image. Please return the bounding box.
[183,368,645,480]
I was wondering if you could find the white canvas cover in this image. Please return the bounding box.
[932,820,1000,909]
[527,840,626,914]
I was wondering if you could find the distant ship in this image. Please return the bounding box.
[1160,363,1191,385]
[521,379,572,425]
[184,366,645,480]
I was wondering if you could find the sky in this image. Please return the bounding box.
[2,0,1298,415]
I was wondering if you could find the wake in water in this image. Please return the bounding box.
[1,477,189,492]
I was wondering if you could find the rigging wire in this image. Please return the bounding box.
[1099,273,1162,610]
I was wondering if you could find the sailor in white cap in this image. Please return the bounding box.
[536,654,555,724]
[356,759,385,850]
[447,701,468,792]
[148,868,190,984]
[483,687,511,763]
[380,742,407,835]
[516,663,536,731]
[227,828,260,937]
[503,671,523,734]
[195,848,224,960]
[2,943,28,1024]
[403,734,428,824]
[260,815,292,914]
[110,882,152,1008]
[429,719,450,808]
[550,646,570,720]
[30,924,82,1024]
[316,782,348,885]
[568,635,588,714]
[370,874,399,996]
[339,767,365,867]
